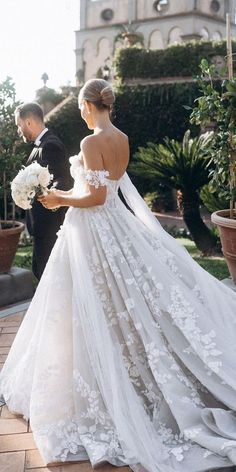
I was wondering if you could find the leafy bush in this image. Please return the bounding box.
[47,82,200,162]
[46,96,90,155]
[114,82,199,156]
[131,131,218,254]
[144,189,174,212]
[36,87,63,106]
[114,41,236,80]
[200,184,229,213]
[190,59,236,215]
[0,77,27,221]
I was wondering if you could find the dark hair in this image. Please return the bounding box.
[15,102,44,122]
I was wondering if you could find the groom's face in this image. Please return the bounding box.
[15,114,34,143]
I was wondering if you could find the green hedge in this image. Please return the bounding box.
[114,82,199,156]
[114,41,236,80]
[47,82,200,160]
[46,97,90,156]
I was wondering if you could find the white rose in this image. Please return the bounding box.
[38,167,51,187]
[27,162,41,174]
[12,169,25,185]
[26,173,39,187]
[20,199,32,210]
[13,193,31,209]
[11,181,17,191]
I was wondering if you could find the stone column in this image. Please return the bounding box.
[75,46,85,85]
[128,0,137,23]
[79,0,87,29]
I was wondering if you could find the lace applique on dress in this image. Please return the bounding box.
[69,154,110,188]
[82,169,110,188]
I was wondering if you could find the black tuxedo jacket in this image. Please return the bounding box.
[26,130,72,238]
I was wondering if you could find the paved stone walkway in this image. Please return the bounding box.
[0,310,130,472]
[154,210,213,230]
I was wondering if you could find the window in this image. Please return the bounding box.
[153,0,169,13]
[101,8,114,21]
[210,0,220,13]
[168,27,183,45]
[149,30,164,50]
[212,31,222,40]
[200,27,209,40]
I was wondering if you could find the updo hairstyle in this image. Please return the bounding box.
[79,79,115,110]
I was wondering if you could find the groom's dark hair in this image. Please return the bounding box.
[15,102,44,122]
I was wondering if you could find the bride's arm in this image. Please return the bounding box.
[54,188,74,196]
[38,137,107,209]
[58,186,106,208]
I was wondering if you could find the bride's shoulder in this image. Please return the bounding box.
[80,135,101,156]
[117,128,129,141]
[111,125,129,141]
[80,135,104,169]
[81,135,98,148]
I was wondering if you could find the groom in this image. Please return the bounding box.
[15,102,71,280]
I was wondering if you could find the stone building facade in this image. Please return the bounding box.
[75,0,236,82]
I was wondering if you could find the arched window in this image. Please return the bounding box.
[200,27,209,40]
[168,27,183,45]
[212,31,222,40]
[149,30,164,50]
[83,39,93,62]
[96,37,110,59]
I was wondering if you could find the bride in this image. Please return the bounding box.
[1,78,236,472]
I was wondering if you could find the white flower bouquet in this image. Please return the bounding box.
[11,162,53,210]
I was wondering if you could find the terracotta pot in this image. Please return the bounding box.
[211,210,236,282]
[0,221,25,274]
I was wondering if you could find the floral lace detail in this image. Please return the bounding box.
[192,284,204,304]
[184,427,202,440]
[72,371,125,462]
[139,227,182,278]
[73,370,111,425]
[146,343,172,385]
[155,421,191,462]
[35,420,85,462]
[82,169,110,188]
[69,154,110,188]
[168,285,222,373]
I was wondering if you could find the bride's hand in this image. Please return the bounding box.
[38,189,61,210]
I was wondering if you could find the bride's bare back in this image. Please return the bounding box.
[81,125,130,181]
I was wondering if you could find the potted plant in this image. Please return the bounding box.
[0,77,26,273]
[115,23,144,48]
[190,59,236,281]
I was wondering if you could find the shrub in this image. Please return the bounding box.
[0,77,27,221]
[200,184,229,214]
[46,96,90,155]
[144,189,174,212]
[114,41,235,80]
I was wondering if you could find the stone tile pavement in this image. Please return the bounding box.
[0,308,130,472]
[153,210,213,230]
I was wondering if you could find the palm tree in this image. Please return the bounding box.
[130,130,218,254]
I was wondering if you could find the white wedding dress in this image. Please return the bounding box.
[1,154,236,472]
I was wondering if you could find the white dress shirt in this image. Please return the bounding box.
[34,128,49,146]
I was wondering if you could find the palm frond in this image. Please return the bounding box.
[131,130,213,193]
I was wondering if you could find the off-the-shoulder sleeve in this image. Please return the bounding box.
[83,169,110,188]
